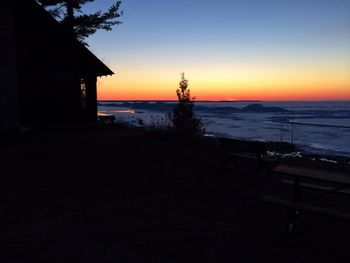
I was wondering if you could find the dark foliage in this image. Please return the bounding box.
[170,73,205,138]
[37,0,123,44]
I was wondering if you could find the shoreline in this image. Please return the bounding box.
[98,100,350,159]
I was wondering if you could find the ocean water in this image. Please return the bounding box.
[98,101,350,157]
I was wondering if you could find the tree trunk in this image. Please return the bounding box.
[65,0,74,34]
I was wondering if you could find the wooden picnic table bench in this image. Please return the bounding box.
[97,114,116,124]
[218,137,273,174]
[264,164,350,234]
[219,137,267,158]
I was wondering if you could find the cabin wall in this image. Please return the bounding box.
[14,0,97,125]
[0,0,103,128]
[85,76,98,122]
[15,1,69,125]
[0,1,20,130]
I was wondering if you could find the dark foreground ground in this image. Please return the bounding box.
[0,126,350,263]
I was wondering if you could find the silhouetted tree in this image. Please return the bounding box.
[37,0,123,44]
[170,73,205,138]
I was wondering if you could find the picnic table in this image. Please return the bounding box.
[97,113,116,124]
[264,164,350,234]
[218,137,272,174]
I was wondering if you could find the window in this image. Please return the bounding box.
[80,78,87,108]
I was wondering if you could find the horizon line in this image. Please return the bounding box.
[98,99,350,102]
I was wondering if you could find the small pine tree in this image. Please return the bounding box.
[170,73,205,138]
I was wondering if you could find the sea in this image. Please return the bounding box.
[98,101,350,157]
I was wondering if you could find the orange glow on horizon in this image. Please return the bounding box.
[96,64,350,101]
[97,80,350,101]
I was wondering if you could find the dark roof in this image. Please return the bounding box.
[70,36,115,77]
[16,0,114,77]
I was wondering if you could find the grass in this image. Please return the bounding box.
[0,125,349,262]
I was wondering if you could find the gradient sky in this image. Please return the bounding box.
[84,0,350,101]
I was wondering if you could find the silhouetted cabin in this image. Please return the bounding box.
[0,0,113,130]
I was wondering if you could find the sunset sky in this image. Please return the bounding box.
[85,0,350,101]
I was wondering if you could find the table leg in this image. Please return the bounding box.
[287,175,303,235]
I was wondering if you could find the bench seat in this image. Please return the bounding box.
[219,137,269,173]
[98,114,116,124]
[274,165,350,184]
[264,195,350,221]
[281,179,350,195]
[264,164,350,234]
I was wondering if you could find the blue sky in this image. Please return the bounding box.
[82,0,350,100]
